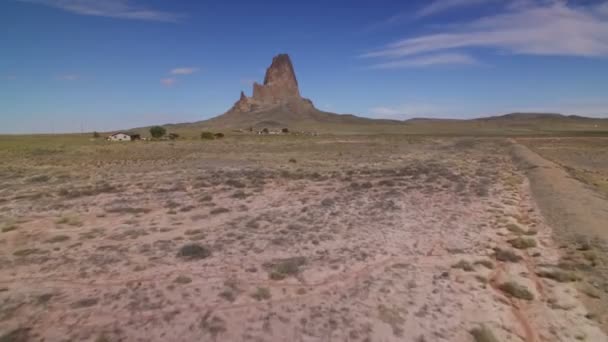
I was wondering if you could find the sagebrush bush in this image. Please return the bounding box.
[150,126,166,139]
[499,281,534,300]
[177,244,211,260]
[201,132,215,140]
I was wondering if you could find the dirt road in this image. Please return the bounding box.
[513,140,608,335]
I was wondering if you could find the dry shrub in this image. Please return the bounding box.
[499,281,534,300]
[177,244,211,260]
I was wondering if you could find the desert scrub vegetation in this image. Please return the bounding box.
[177,244,211,260]
[474,259,495,269]
[70,297,99,309]
[378,304,405,337]
[104,206,151,215]
[494,248,522,262]
[452,260,475,272]
[150,126,166,139]
[536,269,578,283]
[13,248,45,257]
[201,131,215,140]
[506,223,525,235]
[266,257,306,280]
[55,215,83,227]
[0,327,31,342]
[498,281,534,301]
[1,222,18,233]
[28,174,50,183]
[57,181,116,199]
[45,235,70,243]
[174,275,193,284]
[210,207,230,215]
[251,287,271,301]
[508,237,537,249]
[470,325,499,342]
[200,313,227,338]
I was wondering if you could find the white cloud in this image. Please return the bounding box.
[18,0,179,22]
[364,2,608,61]
[58,74,80,81]
[417,0,498,18]
[161,78,176,87]
[170,67,199,75]
[371,53,479,68]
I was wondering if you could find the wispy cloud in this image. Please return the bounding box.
[364,2,608,64]
[371,53,478,69]
[58,74,80,81]
[169,67,199,75]
[416,0,498,18]
[161,78,176,87]
[18,0,180,22]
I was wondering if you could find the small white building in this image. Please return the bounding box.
[107,133,133,141]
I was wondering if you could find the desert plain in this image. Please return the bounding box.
[1,134,608,342]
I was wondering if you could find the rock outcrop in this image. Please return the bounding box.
[201,53,393,129]
[230,54,314,113]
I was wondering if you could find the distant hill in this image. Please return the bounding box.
[475,112,604,121]
[127,54,606,136]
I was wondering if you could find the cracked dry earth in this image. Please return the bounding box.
[0,137,605,341]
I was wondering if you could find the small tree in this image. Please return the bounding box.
[150,126,166,139]
[201,131,215,140]
[93,131,100,138]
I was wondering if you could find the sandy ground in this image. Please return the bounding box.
[0,137,606,341]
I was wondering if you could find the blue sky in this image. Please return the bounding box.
[1,0,608,133]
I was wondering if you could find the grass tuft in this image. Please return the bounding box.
[177,244,211,260]
[251,287,271,301]
[498,281,534,301]
[266,257,306,280]
[507,237,537,249]
[1,224,18,233]
[536,269,578,283]
[474,259,495,269]
[494,248,522,262]
[470,325,499,342]
[506,223,525,235]
[452,260,475,272]
[0,328,31,342]
[45,235,71,243]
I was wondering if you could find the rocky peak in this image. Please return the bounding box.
[230,53,313,113]
[253,54,301,102]
[263,54,299,94]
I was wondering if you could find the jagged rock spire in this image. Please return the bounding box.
[231,53,312,113]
